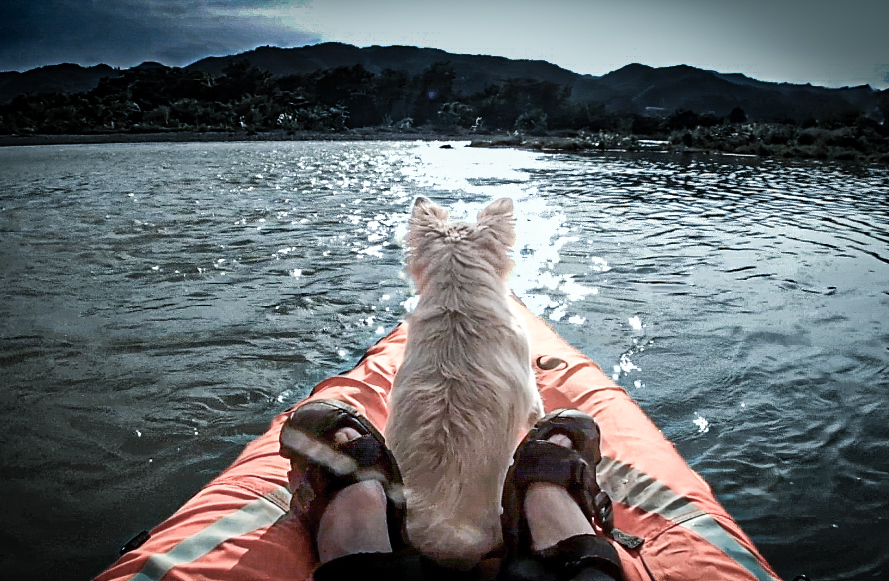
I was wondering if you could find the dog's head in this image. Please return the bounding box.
[406,197,516,292]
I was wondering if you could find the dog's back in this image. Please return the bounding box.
[386,197,543,569]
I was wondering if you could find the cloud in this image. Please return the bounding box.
[208,0,312,7]
[0,0,887,88]
[0,0,319,71]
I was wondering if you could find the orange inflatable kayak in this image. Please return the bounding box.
[95,298,780,581]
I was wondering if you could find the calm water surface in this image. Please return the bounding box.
[1,142,887,580]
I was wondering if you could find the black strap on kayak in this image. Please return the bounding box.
[537,356,568,371]
[119,529,150,555]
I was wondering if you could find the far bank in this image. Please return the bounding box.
[2,126,888,165]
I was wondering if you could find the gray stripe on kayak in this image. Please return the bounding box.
[681,513,776,581]
[127,485,292,581]
[599,457,702,524]
[600,457,776,581]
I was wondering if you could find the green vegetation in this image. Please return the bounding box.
[665,117,889,162]
[0,61,616,135]
[1,61,887,163]
[472,109,889,164]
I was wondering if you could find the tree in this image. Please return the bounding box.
[373,69,410,121]
[410,62,456,124]
[436,102,475,129]
[217,61,274,101]
[631,114,662,136]
[312,65,373,106]
[663,109,703,131]
[728,107,747,124]
[514,109,548,134]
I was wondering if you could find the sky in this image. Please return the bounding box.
[1,0,887,90]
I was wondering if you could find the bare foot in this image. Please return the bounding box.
[523,434,596,552]
[316,428,393,563]
[332,426,362,446]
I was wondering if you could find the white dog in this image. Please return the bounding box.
[386,196,544,569]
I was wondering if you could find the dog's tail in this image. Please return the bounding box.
[394,426,511,569]
[387,372,535,568]
[404,489,503,570]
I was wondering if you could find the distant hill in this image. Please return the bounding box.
[186,43,580,96]
[0,42,885,123]
[571,63,878,120]
[0,63,120,104]
[184,44,882,121]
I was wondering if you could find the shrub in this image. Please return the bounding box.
[763,126,794,145]
[514,109,548,135]
[797,130,818,146]
[728,107,747,124]
[437,102,475,129]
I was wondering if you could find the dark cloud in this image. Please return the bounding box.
[0,0,319,71]
[0,0,886,88]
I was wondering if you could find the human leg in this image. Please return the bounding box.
[278,400,431,580]
[499,410,621,581]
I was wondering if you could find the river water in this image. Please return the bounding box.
[0,141,886,581]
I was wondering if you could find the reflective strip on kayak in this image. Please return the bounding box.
[602,458,775,581]
[127,486,292,581]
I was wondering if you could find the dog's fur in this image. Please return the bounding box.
[385,197,544,569]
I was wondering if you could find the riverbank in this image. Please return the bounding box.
[468,125,889,164]
[0,128,468,147]
[3,125,888,164]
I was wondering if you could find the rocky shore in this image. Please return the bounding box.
[468,124,889,164]
[3,125,888,165]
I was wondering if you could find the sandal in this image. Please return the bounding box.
[279,399,406,552]
[500,409,621,581]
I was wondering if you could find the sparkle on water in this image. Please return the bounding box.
[0,141,887,581]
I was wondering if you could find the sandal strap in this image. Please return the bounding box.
[511,440,598,522]
[523,411,615,536]
[339,434,389,472]
[502,409,622,567]
[279,400,405,550]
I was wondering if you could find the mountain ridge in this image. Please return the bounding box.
[183,43,584,97]
[0,42,884,122]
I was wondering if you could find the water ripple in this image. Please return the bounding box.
[1,144,887,581]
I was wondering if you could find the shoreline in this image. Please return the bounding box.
[2,129,887,165]
[0,129,471,147]
[467,133,889,165]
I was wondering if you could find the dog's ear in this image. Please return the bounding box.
[476,197,516,247]
[478,197,513,221]
[407,197,449,291]
[412,196,449,224]
[407,198,449,279]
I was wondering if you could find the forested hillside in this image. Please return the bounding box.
[1,43,887,161]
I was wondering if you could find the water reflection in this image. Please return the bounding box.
[0,143,887,581]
